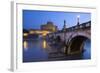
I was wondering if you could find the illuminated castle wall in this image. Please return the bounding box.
[41,21,58,32]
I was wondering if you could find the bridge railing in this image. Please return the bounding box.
[66,21,91,32]
[47,21,91,35]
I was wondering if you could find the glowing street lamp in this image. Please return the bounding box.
[77,15,80,26]
[77,15,80,29]
[77,15,80,18]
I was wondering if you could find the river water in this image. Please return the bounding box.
[23,38,91,62]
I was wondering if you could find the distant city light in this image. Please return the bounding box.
[23,33,28,36]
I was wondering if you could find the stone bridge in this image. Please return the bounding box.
[47,21,91,55]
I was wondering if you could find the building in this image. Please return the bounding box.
[41,21,58,32]
[28,29,50,37]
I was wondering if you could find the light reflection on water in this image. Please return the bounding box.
[23,38,91,62]
[23,41,28,51]
[23,39,48,62]
[42,40,47,49]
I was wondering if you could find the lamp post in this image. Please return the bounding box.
[77,15,80,29]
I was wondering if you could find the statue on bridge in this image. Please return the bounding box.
[62,20,66,31]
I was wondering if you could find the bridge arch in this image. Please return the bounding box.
[67,32,91,55]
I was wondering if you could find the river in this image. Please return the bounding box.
[23,38,91,62]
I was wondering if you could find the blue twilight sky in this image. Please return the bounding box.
[23,10,91,30]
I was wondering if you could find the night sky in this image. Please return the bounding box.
[23,10,91,30]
